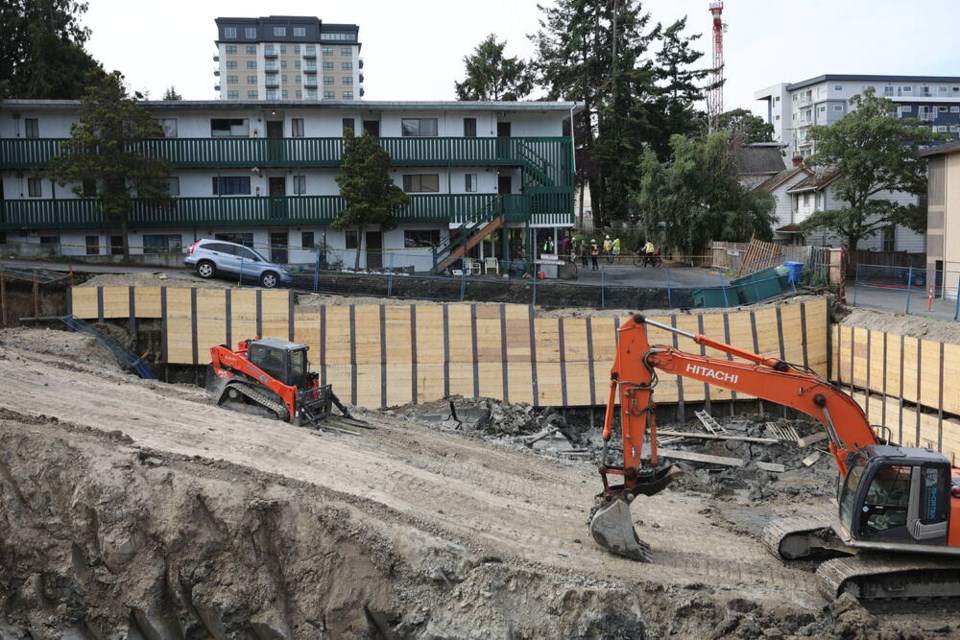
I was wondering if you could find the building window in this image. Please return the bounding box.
[224,27,237,38]
[323,61,334,69]
[143,234,182,254]
[212,176,251,195]
[214,232,254,248]
[864,85,875,92]
[323,76,334,85]
[401,118,439,137]
[293,27,306,37]
[951,106,960,113]
[404,230,441,247]
[833,105,843,112]
[292,118,304,137]
[881,226,895,252]
[293,174,307,195]
[273,27,287,37]
[884,85,894,96]
[110,236,123,255]
[463,118,477,137]
[834,84,842,91]
[226,60,238,70]
[341,47,352,56]
[324,91,335,99]
[901,105,912,113]
[465,174,478,192]
[403,174,440,193]
[902,86,912,92]
[226,75,238,84]
[939,86,948,93]
[342,118,354,135]
[247,90,258,99]
[24,118,39,138]
[281,74,288,83]
[345,230,358,249]
[306,90,317,99]
[322,47,333,56]
[938,106,949,113]
[227,90,239,99]
[281,60,287,70]
[266,90,278,100]
[936,125,948,133]
[280,45,286,54]
[294,45,300,54]
[295,60,301,69]
[244,27,256,39]
[950,125,960,133]
[281,90,289,99]
[296,90,303,99]
[342,62,353,70]
[342,77,353,85]
[246,60,257,69]
[247,75,257,84]
[85,236,99,255]
[342,91,353,99]
[225,45,236,54]
[246,45,256,55]
[27,177,42,197]
[167,177,180,196]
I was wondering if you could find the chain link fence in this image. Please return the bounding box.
[852,264,959,321]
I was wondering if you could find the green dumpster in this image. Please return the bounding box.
[730,266,788,303]
[693,287,734,308]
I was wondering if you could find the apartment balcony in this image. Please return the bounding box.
[304,80,318,89]
[264,65,278,74]
[213,55,219,62]
[303,64,317,74]
[303,48,317,59]
[0,193,574,231]
[358,58,364,69]
[264,47,278,58]
[265,78,280,89]
[1,137,573,183]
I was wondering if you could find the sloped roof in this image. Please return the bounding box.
[786,167,842,194]
[756,166,809,193]
[735,144,787,176]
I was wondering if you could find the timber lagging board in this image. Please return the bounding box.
[69,286,828,412]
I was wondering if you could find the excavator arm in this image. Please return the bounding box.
[591,313,881,561]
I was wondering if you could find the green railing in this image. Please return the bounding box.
[1,136,572,180]
[0,193,574,231]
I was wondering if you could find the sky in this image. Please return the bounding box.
[81,0,960,115]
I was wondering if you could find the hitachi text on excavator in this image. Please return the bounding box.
[590,314,960,600]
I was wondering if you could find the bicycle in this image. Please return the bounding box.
[632,249,662,268]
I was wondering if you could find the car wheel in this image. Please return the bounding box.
[260,271,279,289]
[196,260,216,279]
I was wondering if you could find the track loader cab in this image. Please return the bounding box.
[838,446,953,548]
[247,338,311,389]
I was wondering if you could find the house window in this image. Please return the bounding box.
[345,230,358,249]
[951,106,960,113]
[27,178,42,197]
[803,193,810,206]
[902,86,912,92]
[246,46,256,55]
[403,174,440,193]
[212,176,251,195]
[465,174,478,192]
[143,234,182,254]
[24,118,39,138]
[85,236,99,255]
[246,60,257,69]
[292,118,304,137]
[342,118,354,135]
[938,106,949,113]
[881,226,895,252]
[901,105,912,113]
[949,125,960,133]
[225,45,237,54]
[401,118,439,137]
[223,27,237,38]
[167,177,180,196]
[214,232,253,247]
[884,85,894,96]
[244,27,256,39]
[293,27,306,37]
[403,230,441,247]
[210,118,250,138]
[110,236,123,255]
[463,118,477,137]
[293,174,307,195]
[833,105,843,112]
[834,84,842,91]
[273,27,287,37]
[936,125,948,133]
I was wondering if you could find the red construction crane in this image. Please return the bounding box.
[707,1,726,130]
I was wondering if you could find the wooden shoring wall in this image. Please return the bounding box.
[69,286,828,413]
[832,324,960,464]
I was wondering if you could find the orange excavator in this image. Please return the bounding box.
[591,314,960,599]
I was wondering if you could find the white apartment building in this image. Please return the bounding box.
[215,16,363,102]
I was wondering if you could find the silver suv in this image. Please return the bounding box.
[184,239,292,289]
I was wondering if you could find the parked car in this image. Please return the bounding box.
[184,239,292,289]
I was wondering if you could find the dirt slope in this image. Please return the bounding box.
[0,329,948,639]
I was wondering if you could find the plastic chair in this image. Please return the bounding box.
[484,257,499,275]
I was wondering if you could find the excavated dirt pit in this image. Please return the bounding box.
[1,317,958,638]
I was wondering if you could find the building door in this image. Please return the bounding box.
[496,121,511,159]
[498,176,512,195]
[269,177,287,220]
[266,120,284,162]
[365,231,382,270]
[269,232,288,265]
[363,120,380,137]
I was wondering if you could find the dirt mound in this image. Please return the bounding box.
[837,305,960,344]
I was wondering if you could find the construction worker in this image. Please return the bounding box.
[590,239,600,270]
[603,235,613,263]
[642,240,656,267]
[612,237,621,263]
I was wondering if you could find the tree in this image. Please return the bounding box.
[455,34,533,101]
[800,90,945,251]
[333,131,410,270]
[1,0,103,99]
[47,70,173,258]
[715,108,774,144]
[162,86,182,100]
[635,132,775,257]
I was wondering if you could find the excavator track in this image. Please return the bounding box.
[762,515,846,560]
[817,554,960,600]
[217,381,289,422]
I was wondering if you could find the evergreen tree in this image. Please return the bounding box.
[455,34,533,101]
[333,131,410,270]
[1,0,103,99]
[801,90,945,251]
[636,132,775,257]
[715,108,774,144]
[162,86,183,100]
[47,71,173,258]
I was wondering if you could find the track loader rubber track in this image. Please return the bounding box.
[761,515,838,559]
[817,554,960,600]
[218,381,289,422]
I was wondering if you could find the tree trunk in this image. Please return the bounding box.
[354,225,365,271]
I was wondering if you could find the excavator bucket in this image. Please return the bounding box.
[590,463,688,562]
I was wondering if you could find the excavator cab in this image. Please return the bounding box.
[838,446,951,547]
[248,338,311,389]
